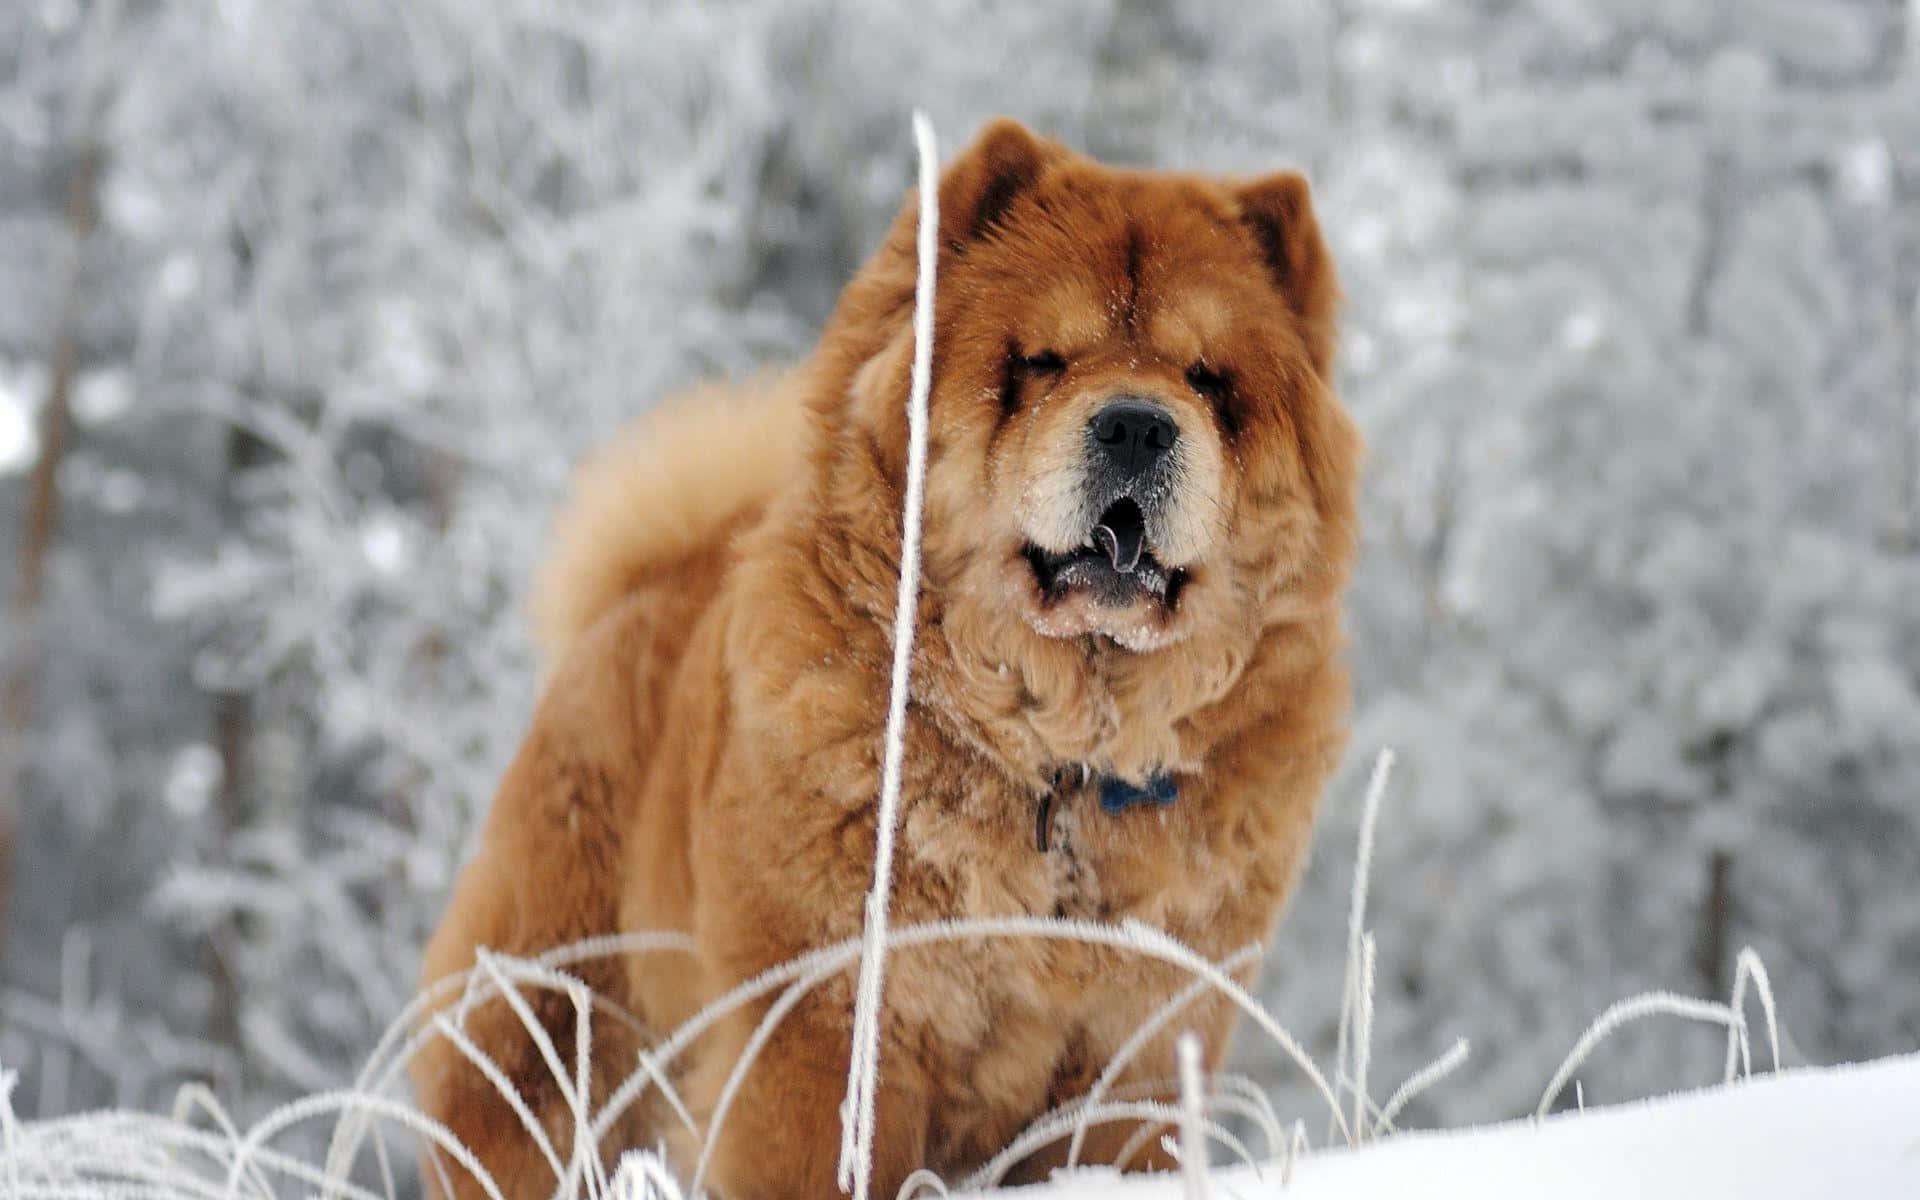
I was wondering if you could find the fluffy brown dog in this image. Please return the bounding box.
[413,119,1359,1198]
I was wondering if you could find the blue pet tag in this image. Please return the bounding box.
[1098,771,1180,814]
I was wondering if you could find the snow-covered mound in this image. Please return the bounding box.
[1002,1052,1920,1200]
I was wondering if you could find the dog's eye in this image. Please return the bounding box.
[1001,346,1067,417]
[1186,362,1231,400]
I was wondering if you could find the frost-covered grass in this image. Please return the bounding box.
[0,741,1821,1199]
[839,109,942,1200]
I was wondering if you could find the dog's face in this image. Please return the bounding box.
[880,122,1355,655]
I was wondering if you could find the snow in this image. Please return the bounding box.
[0,357,46,474]
[71,365,133,427]
[359,515,411,577]
[163,742,223,820]
[1001,1053,1920,1200]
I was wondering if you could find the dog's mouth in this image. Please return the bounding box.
[1023,498,1185,608]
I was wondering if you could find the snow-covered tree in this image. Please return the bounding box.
[0,0,1913,1143]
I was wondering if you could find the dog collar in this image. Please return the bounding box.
[1098,771,1179,813]
[1035,769,1179,852]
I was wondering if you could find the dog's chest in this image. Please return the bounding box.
[903,777,1222,930]
[1035,797,1123,920]
[892,781,1250,1171]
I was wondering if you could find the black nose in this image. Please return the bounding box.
[1089,400,1178,480]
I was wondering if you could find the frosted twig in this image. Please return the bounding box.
[610,1148,684,1200]
[968,1098,1255,1187]
[427,1139,460,1200]
[227,1091,511,1200]
[572,973,606,1200]
[895,1168,951,1199]
[1110,917,1347,1142]
[1214,1073,1284,1161]
[1724,946,1782,1081]
[9,1111,393,1200]
[840,108,940,1200]
[367,1117,400,1200]
[695,967,841,1193]
[363,931,692,1102]
[587,915,1347,1183]
[470,951,599,1195]
[425,1012,565,1185]
[435,952,610,1199]
[1108,1099,1257,1180]
[324,932,693,1183]
[632,1046,698,1139]
[1350,933,1376,1144]
[1065,942,1263,1168]
[1373,1037,1469,1135]
[980,1067,1275,1189]
[1113,1121,1163,1176]
[1332,748,1394,1145]
[1535,991,1742,1118]
[623,917,1344,1150]
[1176,1032,1211,1200]
[1283,1119,1308,1186]
[169,1082,276,1199]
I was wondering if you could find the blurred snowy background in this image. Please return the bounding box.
[0,0,1915,1146]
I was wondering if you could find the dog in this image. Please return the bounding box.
[413,117,1360,1198]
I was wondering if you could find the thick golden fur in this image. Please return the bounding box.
[414,120,1361,1198]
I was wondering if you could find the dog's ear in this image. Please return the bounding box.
[938,118,1063,250]
[1237,171,1339,376]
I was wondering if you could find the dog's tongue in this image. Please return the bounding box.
[1089,499,1146,574]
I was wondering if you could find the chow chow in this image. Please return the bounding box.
[414,118,1359,1198]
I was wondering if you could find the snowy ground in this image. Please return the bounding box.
[995,1052,1920,1200]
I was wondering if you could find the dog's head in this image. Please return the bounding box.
[822,119,1357,664]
